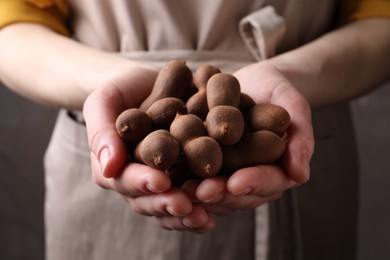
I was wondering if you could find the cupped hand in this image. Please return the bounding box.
[202,61,314,212]
[83,66,158,179]
[83,65,196,221]
[233,61,314,184]
[156,61,315,226]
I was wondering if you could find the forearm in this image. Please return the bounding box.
[269,18,390,108]
[0,23,154,109]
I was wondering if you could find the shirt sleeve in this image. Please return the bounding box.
[0,0,70,36]
[341,0,390,22]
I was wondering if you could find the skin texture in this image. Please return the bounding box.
[0,18,389,232]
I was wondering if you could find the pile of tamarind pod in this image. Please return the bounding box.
[115,60,290,187]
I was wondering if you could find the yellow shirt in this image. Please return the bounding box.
[0,0,69,35]
[0,0,389,36]
[342,0,390,21]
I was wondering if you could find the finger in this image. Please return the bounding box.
[195,176,227,203]
[155,205,215,233]
[196,176,281,213]
[93,161,171,197]
[227,165,296,197]
[281,97,314,183]
[216,193,281,210]
[127,188,193,217]
[270,80,315,183]
[83,86,131,178]
[200,192,281,214]
[182,204,211,229]
[201,203,236,216]
[155,217,188,231]
[180,179,202,203]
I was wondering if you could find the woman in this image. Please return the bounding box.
[0,0,389,259]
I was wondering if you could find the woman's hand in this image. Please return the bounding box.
[83,65,218,232]
[155,61,315,231]
[190,18,390,217]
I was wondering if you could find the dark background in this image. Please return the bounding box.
[1,80,390,260]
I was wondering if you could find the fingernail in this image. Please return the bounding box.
[203,194,223,203]
[99,148,110,178]
[146,182,164,193]
[165,206,177,216]
[232,187,252,196]
[183,217,197,228]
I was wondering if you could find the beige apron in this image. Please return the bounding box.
[44,1,358,259]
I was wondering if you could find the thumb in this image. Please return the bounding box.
[83,87,128,178]
[82,66,159,178]
[283,104,315,184]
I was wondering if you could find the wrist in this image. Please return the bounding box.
[268,18,390,108]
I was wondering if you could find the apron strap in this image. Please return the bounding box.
[239,6,286,61]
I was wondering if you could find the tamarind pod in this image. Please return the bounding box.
[146,97,187,130]
[169,113,207,146]
[115,108,152,145]
[134,130,180,170]
[183,136,223,178]
[238,92,256,112]
[221,130,288,174]
[140,60,193,111]
[205,105,245,146]
[244,103,291,136]
[165,155,197,187]
[206,73,241,109]
[193,64,221,90]
[186,88,208,120]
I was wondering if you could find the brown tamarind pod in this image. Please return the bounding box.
[205,105,245,146]
[169,113,221,178]
[186,64,220,120]
[183,136,223,178]
[134,130,180,170]
[221,130,288,174]
[139,60,193,111]
[244,103,291,136]
[238,92,256,112]
[206,73,241,109]
[169,113,207,146]
[186,88,208,120]
[115,108,152,145]
[165,155,196,187]
[193,64,221,89]
[146,97,187,130]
